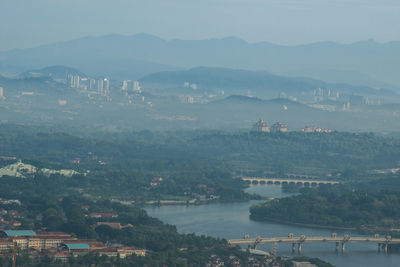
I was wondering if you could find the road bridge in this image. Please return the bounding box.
[242,177,340,186]
[229,234,397,253]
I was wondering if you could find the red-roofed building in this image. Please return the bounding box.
[88,213,118,219]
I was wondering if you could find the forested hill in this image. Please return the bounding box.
[187,132,400,176]
[250,185,400,229]
[140,67,393,97]
[1,124,400,177]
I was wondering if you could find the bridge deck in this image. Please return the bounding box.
[229,237,400,245]
[242,177,340,184]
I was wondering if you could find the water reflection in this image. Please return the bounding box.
[146,185,400,267]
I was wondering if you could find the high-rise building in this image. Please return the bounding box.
[133,81,140,92]
[67,74,74,88]
[122,80,130,90]
[0,87,4,98]
[103,78,110,95]
[97,79,104,94]
[89,79,96,90]
[186,96,194,104]
[73,75,80,88]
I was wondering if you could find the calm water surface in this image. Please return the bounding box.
[146,185,400,267]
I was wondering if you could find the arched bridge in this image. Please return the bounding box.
[242,177,340,186]
[229,234,398,253]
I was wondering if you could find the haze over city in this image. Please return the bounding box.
[1,0,400,51]
[1,1,400,266]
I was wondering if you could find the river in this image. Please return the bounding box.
[146,185,400,267]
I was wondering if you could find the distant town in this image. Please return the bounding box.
[252,120,332,133]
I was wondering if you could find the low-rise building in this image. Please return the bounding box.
[252,120,270,132]
[271,122,288,133]
[88,212,118,219]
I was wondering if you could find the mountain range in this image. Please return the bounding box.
[0,34,399,90]
[140,67,396,98]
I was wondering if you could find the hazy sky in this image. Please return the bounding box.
[1,0,399,51]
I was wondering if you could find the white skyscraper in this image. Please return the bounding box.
[73,75,80,88]
[133,81,140,92]
[89,79,96,90]
[103,78,110,95]
[67,74,74,88]
[97,79,104,94]
[0,87,4,98]
[122,80,130,90]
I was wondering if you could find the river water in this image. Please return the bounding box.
[146,185,400,267]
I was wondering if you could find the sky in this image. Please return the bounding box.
[1,0,399,51]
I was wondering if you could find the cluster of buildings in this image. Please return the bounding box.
[252,120,288,133]
[0,230,146,261]
[183,82,198,90]
[313,87,340,102]
[301,125,332,133]
[252,120,332,133]
[0,160,79,178]
[150,177,164,187]
[121,80,141,92]
[0,209,22,229]
[0,161,37,178]
[67,74,110,97]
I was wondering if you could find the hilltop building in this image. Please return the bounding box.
[271,122,288,133]
[301,125,332,133]
[252,120,270,132]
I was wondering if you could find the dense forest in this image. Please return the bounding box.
[1,124,400,177]
[250,178,400,230]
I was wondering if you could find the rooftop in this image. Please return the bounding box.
[3,230,37,237]
[64,243,90,250]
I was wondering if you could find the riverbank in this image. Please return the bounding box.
[146,196,400,267]
[249,215,357,231]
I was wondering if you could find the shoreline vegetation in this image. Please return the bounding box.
[249,183,400,237]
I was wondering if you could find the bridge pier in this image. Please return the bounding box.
[335,242,339,252]
[378,243,389,253]
[341,242,345,253]
[292,243,296,253]
[298,243,302,253]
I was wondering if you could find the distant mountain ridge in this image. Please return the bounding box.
[20,66,87,79]
[0,34,399,89]
[0,74,67,94]
[140,67,396,98]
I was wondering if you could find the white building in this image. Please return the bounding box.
[133,81,140,92]
[97,79,104,94]
[89,79,96,90]
[103,78,110,95]
[73,75,80,88]
[122,80,130,90]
